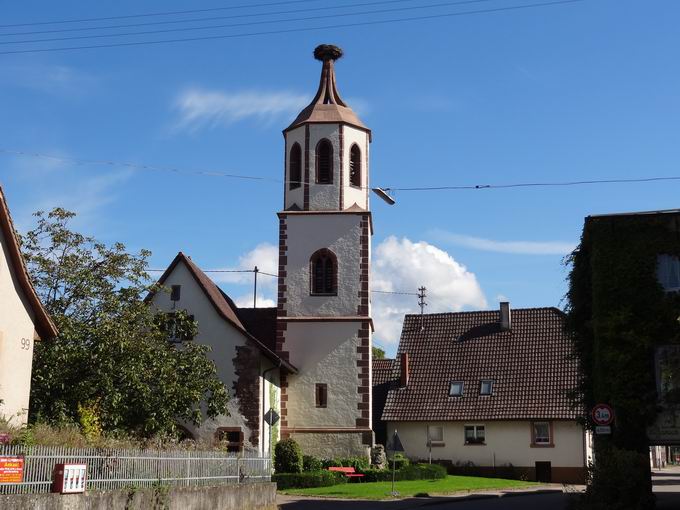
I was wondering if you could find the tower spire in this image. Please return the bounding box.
[310,44,347,107]
[284,43,370,136]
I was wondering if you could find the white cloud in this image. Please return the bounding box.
[174,88,309,131]
[212,243,278,287]
[431,230,576,255]
[234,295,277,308]
[371,236,487,346]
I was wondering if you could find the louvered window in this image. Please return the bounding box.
[316,139,333,184]
[349,144,361,187]
[310,249,337,295]
[289,142,302,190]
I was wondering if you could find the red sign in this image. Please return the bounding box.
[0,456,24,483]
[592,404,615,426]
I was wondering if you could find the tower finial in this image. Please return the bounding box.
[314,44,343,62]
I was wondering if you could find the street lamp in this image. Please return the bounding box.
[372,187,396,205]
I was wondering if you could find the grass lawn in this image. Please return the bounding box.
[281,475,539,500]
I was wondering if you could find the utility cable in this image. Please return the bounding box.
[0,0,586,55]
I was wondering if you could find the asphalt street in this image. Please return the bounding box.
[278,492,573,509]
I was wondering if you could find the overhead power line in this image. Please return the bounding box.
[0,0,448,37]
[2,147,678,194]
[0,0,325,29]
[0,0,498,45]
[0,0,586,55]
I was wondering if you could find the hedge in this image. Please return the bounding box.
[360,463,446,482]
[274,438,303,473]
[273,470,348,490]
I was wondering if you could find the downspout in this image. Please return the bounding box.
[262,361,282,457]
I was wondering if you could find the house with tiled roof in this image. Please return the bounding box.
[372,358,396,445]
[380,303,590,484]
[146,252,296,455]
[0,186,58,424]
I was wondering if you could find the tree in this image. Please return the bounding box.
[22,208,228,437]
[372,345,386,359]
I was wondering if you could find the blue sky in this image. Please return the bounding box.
[1,0,678,355]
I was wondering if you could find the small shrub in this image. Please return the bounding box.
[360,463,446,482]
[273,470,347,490]
[302,455,323,472]
[274,438,303,473]
[388,453,410,470]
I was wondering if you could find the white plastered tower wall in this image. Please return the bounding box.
[277,45,373,458]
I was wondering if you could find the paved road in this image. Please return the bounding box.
[653,466,680,510]
[278,492,573,509]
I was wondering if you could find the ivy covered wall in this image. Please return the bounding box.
[566,211,680,509]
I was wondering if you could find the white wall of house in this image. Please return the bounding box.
[150,261,258,447]
[387,420,586,469]
[0,224,37,425]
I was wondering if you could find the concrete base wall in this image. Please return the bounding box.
[0,483,277,510]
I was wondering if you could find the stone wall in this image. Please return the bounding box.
[0,483,277,510]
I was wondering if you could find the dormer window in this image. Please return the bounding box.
[349,144,361,187]
[316,139,333,184]
[449,381,464,397]
[480,380,494,396]
[310,249,337,295]
[657,254,680,292]
[289,142,302,190]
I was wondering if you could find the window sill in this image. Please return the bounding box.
[464,442,486,446]
[349,184,362,190]
[315,182,334,185]
[428,442,445,448]
[530,443,554,448]
[310,293,338,297]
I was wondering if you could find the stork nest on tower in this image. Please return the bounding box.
[314,44,343,61]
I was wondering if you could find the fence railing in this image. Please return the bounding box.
[0,444,271,495]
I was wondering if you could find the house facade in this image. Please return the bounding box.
[147,252,296,455]
[381,304,589,484]
[0,186,57,424]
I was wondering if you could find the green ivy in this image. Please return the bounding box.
[565,214,680,508]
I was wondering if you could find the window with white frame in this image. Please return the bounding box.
[427,425,444,445]
[532,421,552,445]
[657,255,680,292]
[480,380,494,395]
[449,381,464,397]
[464,425,485,444]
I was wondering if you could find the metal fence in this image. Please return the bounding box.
[0,444,271,495]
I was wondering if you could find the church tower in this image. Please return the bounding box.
[276,45,373,457]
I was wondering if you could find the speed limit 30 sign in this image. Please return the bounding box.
[591,404,615,426]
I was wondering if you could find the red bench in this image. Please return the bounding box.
[328,466,365,480]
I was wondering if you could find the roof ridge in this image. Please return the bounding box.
[404,306,562,319]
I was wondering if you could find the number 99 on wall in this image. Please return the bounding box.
[20,337,31,350]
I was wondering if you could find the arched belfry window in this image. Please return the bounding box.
[310,249,337,295]
[349,144,361,188]
[289,142,302,190]
[316,139,333,184]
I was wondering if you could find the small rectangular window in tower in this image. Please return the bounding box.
[170,285,181,302]
[315,383,328,408]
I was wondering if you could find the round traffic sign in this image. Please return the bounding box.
[591,404,614,426]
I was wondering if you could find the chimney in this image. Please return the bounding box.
[400,352,410,387]
[500,302,511,331]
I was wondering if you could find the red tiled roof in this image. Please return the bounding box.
[372,359,395,386]
[0,186,57,340]
[381,307,579,422]
[146,253,296,373]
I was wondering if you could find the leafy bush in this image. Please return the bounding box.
[273,470,347,490]
[274,438,303,473]
[387,453,410,470]
[360,463,446,482]
[303,455,323,472]
[321,456,370,471]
